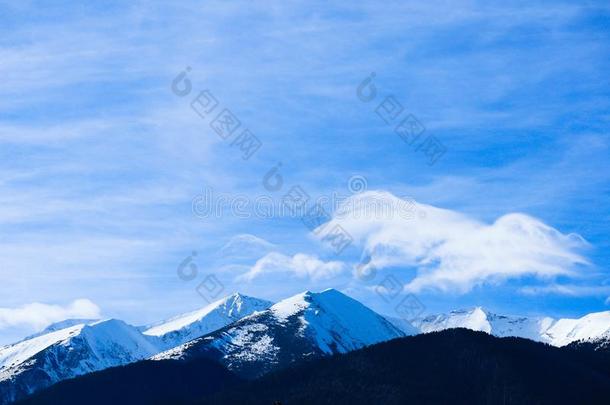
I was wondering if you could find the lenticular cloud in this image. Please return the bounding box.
[319,191,589,293]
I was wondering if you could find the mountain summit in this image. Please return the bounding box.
[153,288,405,378]
[142,292,272,349]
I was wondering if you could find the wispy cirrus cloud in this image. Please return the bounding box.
[519,284,610,297]
[219,234,276,260]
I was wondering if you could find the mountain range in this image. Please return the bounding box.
[152,289,404,378]
[413,306,610,346]
[0,293,269,404]
[3,289,610,404]
[19,329,610,405]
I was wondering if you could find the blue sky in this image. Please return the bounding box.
[1,0,609,344]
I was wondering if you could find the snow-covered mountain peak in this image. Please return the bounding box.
[451,307,491,331]
[152,289,406,378]
[416,306,492,334]
[414,306,556,342]
[269,289,358,320]
[79,319,159,358]
[222,292,270,318]
[268,288,405,354]
[542,310,610,346]
[269,290,315,320]
[142,293,273,349]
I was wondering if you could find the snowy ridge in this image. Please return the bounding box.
[23,319,99,341]
[278,288,405,354]
[143,293,272,350]
[0,319,158,405]
[542,311,610,346]
[153,289,406,378]
[415,307,492,334]
[412,307,610,347]
[0,324,86,377]
[414,307,554,342]
[415,307,551,338]
[0,318,158,377]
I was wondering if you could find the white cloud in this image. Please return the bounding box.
[238,252,345,282]
[0,299,101,332]
[319,191,589,293]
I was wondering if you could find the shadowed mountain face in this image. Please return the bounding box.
[20,329,610,405]
[142,293,273,350]
[152,289,405,379]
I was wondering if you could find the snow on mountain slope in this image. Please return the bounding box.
[143,293,273,350]
[416,307,491,334]
[441,309,610,348]
[0,293,272,404]
[269,289,404,353]
[0,324,86,376]
[542,311,610,347]
[0,319,158,405]
[487,312,555,341]
[153,289,405,378]
[413,307,555,342]
[384,316,419,336]
[23,319,99,341]
[380,306,610,348]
